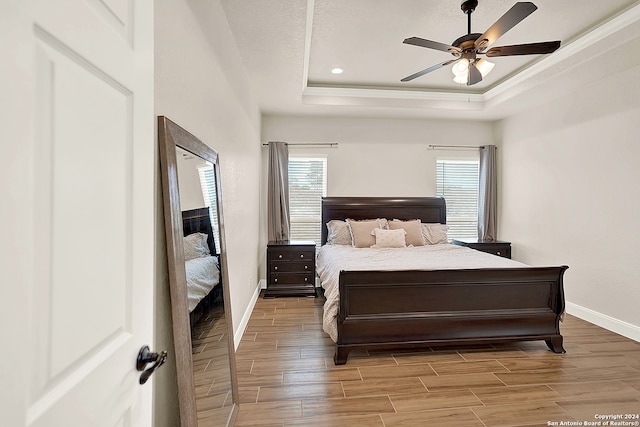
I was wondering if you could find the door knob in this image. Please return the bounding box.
[136,345,167,385]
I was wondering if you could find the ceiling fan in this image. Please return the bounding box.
[401,0,561,86]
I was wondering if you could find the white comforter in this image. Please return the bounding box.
[185,255,220,312]
[316,244,527,342]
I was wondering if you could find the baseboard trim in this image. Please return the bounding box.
[233,280,264,351]
[566,302,640,343]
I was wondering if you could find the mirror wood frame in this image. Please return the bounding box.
[158,116,238,426]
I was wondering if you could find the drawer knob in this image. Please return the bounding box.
[274,278,278,283]
[278,254,283,259]
[497,251,501,255]
[304,278,308,282]
[274,266,278,270]
[300,254,304,258]
[304,265,308,270]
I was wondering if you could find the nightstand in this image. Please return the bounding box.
[452,238,512,259]
[264,240,317,298]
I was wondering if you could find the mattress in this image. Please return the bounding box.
[185,255,220,312]
[316,243,527,342]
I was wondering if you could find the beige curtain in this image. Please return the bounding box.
[478,145,497,241]
[267,141,290,241]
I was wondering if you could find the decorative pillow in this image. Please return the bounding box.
[388,219,425,246]
[326,220,352,245]
[346,218,388,248]
[183,232,210,261]
[371,228,407,248]
[421,223,449,244]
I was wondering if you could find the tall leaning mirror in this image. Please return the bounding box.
[158,116,238,426]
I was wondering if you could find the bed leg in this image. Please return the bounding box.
[545,335,566,353]
[334,346,351,365]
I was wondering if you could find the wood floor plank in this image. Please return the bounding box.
[285,414,384,427]
[283,368,361,384]
[341,377,427,398]
[420,372,506,391]
[470,384,561,405]
[302,395,395,418]
[548,380,640,401]
[358,363,437,380]
[382,407,485,427]
[430,359,510,375]
[389,389,483,412]
[257,382,345,402]
[471,402,574,427]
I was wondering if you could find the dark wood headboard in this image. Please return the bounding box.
[321,197,447,245]
[182,207,217,256]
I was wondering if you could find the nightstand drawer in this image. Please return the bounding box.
[268,249,314,261]
[270,273,314,285]
[270,261,314,273]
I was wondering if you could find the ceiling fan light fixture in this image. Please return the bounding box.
[451,59,469,77]
[453,74,468,84]
[476,58,495,77]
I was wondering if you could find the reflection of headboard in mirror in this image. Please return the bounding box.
[182,207,217,256]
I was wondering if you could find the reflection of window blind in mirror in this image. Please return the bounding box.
[288,156,327,246]
[197,165,220,252]
[436,159,479,240]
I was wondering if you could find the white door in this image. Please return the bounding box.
[1,1,155,426]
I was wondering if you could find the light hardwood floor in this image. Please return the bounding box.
[233,291,640,427]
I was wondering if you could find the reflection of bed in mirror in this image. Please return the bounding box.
[158,115,238,426]
[182,207,223,327]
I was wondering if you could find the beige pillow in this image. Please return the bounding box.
[388,219,425,246]
[371,228,406,248]
[346,218,387,248]
[421,223,449,244]
[183,232,210,260]
[326,220,352,245]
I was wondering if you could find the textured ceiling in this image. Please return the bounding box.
[220,0,640,119]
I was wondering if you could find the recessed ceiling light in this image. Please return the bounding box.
[331,67,343,75]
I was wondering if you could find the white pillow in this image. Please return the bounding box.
[326,220,352,245]
[371,228,407,248]
[421,223,449,244]
[183,232,210,261]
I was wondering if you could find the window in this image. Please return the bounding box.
[197,163,220,252]
[436,158,479,240]
[288,155,327,245]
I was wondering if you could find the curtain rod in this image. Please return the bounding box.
[428,144,491,150]
[262,142,338,147]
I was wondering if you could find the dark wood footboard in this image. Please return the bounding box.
[334,266,568,364]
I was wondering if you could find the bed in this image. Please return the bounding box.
[317,197,568,365]
[182,207,222,326]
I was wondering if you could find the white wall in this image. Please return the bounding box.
[498,62,640,340]
[154,0,262,425]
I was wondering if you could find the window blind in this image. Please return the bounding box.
[288,156,327,245]
[197,164,221,252]
[436,159,479,240]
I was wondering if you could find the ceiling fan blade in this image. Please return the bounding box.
[401,59,459,82]
[485,40,561,57]
[474,2,538,51]
[403,37,461,54]
[467,63,482,86]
